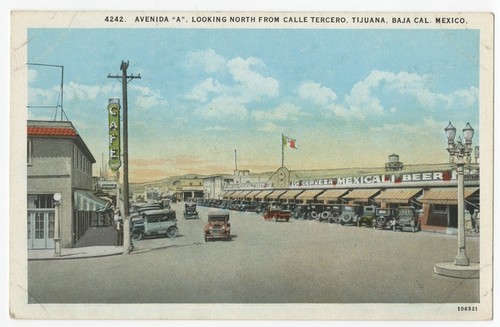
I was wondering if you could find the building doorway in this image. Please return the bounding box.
[27,210,55,249]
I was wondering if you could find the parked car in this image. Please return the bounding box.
[292,204,313,219]
[391,206,421,232]
[130,209,178,241]
[255,201,270,214]
[372,208,398,230]
[183,202,199,219]
[357,205,378,227]
[339,205,363,225]
[327,205,343,223]
[263,202,292,222]
[204,210,231,242]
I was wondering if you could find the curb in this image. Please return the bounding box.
[28,250,124,261]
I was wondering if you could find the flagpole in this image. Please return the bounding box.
[281,134,284,167]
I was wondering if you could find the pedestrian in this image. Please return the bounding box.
[465,210,473,233]
[473,210,480,233]
[114,209,123,246]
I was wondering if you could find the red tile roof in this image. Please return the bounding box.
[27,126,78,137]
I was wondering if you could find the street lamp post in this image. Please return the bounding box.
[53,193,62,257]
[434,122,479,278]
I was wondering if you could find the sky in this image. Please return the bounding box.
[27,27,480,183]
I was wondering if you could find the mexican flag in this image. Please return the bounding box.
[282,135,297,149]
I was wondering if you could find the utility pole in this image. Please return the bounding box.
[108,61,141,254]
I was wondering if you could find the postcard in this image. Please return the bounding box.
[10,11,493,320]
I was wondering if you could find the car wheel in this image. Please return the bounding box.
[204,236,208,242]
[341,214,350,225]
[131,231,142,241]
[167,226,179,238]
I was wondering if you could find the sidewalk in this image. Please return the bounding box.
[29,225,124,261]
[28,245,124,261]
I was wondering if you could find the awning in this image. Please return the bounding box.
[374,188,423,204]
[279,189,304,200]
[342,189,380,202]
[239,190,253,199]
[317,189,349,201]
[296,190,324,200]
[244,190,261,199]
[418,187,479,205]
[230,191,246,199]
[222,191,235,198]
[74,190,110,211]
[266,190,288,200]
[255,190,274,199]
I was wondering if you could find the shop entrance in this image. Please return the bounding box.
[27,210,55,249]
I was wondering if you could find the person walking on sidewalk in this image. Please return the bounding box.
[114,209,123,246]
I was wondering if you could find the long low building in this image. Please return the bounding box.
[218,162,480,231]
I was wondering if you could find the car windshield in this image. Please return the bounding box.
[209,216,228,222]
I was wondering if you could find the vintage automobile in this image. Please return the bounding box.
[255,201,270,214]
[130,209,178,241]
[339,205,363,225]
[183,202,199,219]
[372,208,398,230]
[292,204,313,219]
[391,206,421,232]
[311,204,342,223]
[204,210,231,242]
[263,202,292,222]
[327,205,343,223]
[357,205,378,227]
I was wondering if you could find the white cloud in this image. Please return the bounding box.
[252,103,309,121]
[185,77,226,102]
[28,87,58,105]
[451,86,479,108]
[257,121,281,132]
[130,85,168,110]
[326,70,478,120]
[28,68,38,83]
[196,96,248,120]
[64,81,100,101]
[368,116,443,133]
[226,57,279,100]
[298,81,337,106]
[186,49,226,73]
[185,52,280,121]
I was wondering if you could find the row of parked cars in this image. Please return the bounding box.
[194,198,422,232]
[126,201,231,242]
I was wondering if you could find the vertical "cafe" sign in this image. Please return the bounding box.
[108,98,121,171]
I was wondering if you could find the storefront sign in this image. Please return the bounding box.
[108,99,121,171]
[225,182,273,190]
[289,169,479,188]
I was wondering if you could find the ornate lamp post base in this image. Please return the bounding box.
[53,237,61,257]
[434,262,480,279]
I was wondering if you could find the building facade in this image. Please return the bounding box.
[27,120,106,249]
[219,162,480,231]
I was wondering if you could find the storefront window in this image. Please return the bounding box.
[27,194,55,209]
[432,204,448,214]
